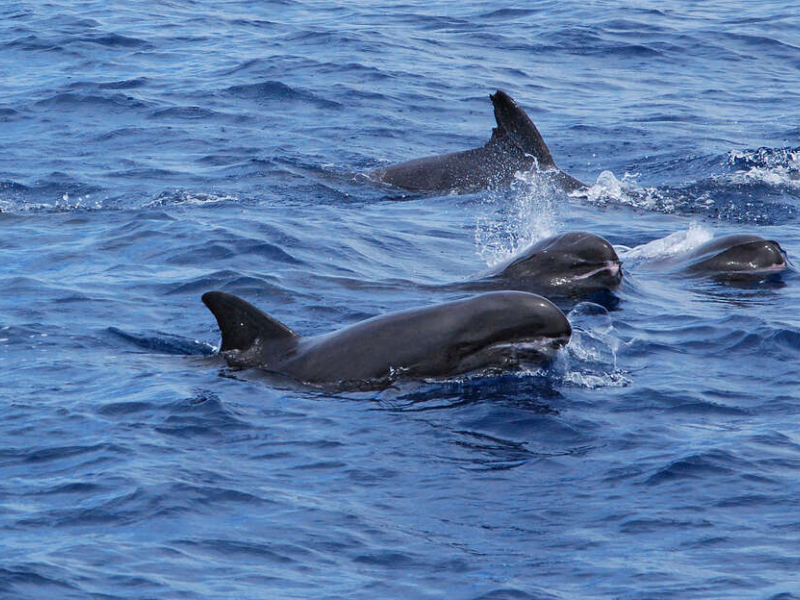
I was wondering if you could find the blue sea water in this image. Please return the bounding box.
[2,1,800,598]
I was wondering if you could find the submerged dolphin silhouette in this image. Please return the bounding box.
[369,90,585,194]
[202,290,571,387]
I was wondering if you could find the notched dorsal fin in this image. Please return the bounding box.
[490,89,555,168]
[202,291,297,352]
[488,125,508,143]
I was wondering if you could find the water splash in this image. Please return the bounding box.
[555,302,630,389]
[143,190,242,208]
[474,169,560,266]
[6,192,105,213]
[617,222,714,263]
[577,170,676,213]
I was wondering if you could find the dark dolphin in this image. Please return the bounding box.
[469,232,622,298]
[202,290,571,388]
[369,90,585,194]
[651,234,787,279]
[312,232,622,310]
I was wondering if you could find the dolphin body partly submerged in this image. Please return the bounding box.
[649,234,788,279]
[202,290,571,388]
[369,90,585,194]
[463,232,623,300]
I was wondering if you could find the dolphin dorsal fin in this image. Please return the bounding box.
[490,90,555,168]
[202,291,297,352]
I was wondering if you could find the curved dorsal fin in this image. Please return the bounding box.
[490,90,555,168]
[202,291,297,352]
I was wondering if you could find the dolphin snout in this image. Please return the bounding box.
[763,240,787,268]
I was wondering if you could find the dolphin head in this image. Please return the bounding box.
[444,291,571,375]
[491,232,622,295]
[685,234,788,279]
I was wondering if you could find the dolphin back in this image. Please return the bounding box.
[202,291,297,352]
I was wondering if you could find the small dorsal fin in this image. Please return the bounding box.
[202,291,297,352]
[490,90,555,168]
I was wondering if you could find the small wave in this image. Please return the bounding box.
[476,8,539,20]
[666,401,749,416]
[719,31,800,55]
[599,17,668,33]
[164,271,289,298]
[0,566,78,595]
[16,442,124,465]
[142,190,242,208]
[215,57,279,77]
[0,179,28,193]
[33,92,151,112]
[156,390,251,437]
[92,126,149,141]
[221,80,341,108]
[645,449,742,485]
[385,373,563,412]
[0,107,19,121]
[196,150,260,167]
[39,15,101,29]
[173,537,303,564]
[96,401,157,417]
[163,238,302,267]
[108,167,177,179]
[106,327,216,356]
[471,587,560,600]
[225,18,279,29]
[2,34,64,52]
[75,33,150,48]
[148,106,218,120]
[594,43,663,58]
[97,77,150,89]
[540,26,663,58]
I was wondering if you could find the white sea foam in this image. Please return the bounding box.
[561,369,631,389]
[618,221,714,263]
[725,148,800,188]
[577,170,674,213]
[11,193,104,213]
[143,191,240,208]
[726,166,800,188]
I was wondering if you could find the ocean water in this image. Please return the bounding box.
[2,1,800,598]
